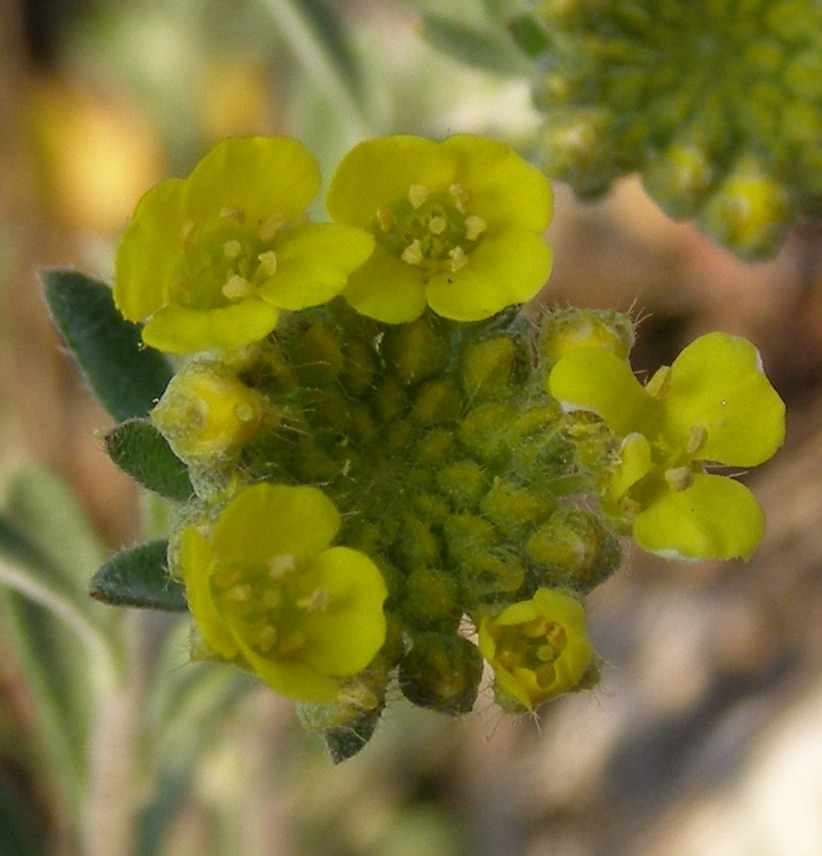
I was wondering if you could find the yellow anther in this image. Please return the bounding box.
[536,644,558,662]
[220,207,245,224]
[376,208,396,232]
[646,365,671,398]
[256,625,278,653]
[223,239,242,260]
[522,615,550,638]
[267,553,297,579]
[212,567,243,589]
[449,245,467,272]
[428,215,447,235]
[222,275,255,300]
[277,630,306,657]
[464,215,487,240]
[225,584,252,603]
[408,184,432,209]
[259,213,284,243]
[401,239,425,266]
[534,662,557,688]
[257,250,278,276]
[687,425,709,455]
[449,183,470,213]
[665,466,694,492]
[179,221,196,247]
[297,588,330,612]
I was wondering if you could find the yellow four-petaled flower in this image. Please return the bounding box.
[177,483,388,701]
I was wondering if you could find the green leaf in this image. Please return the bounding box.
[91,541,187,612]
[420,13,528,75]
[508,14,550,57]
[106,420,193,501]
[41,269,173,421]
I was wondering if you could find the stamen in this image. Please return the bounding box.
[256,625,278,653]
[665,466,694,491]
[234,403,257,423]
[646,365,671,398]
[179,221,196,246]
[536,644,558,662]
[522,615,549,638]
[225,584,252,603]
[223,239,242,260]
[277,630,306,657]
[376,208,396,232]
[257,250,278,276]
[401,239,425,266]
[220,207,245,224]
[259,213,284,242]
[464,215,487,240]
[425,215,445,235]
[449,245,467,272]
[408,184,432,210]
[687,425,708,455]
[222,275,255,300]
[449,183,470,213]
[297,588,330,612]
[267,553,297,579]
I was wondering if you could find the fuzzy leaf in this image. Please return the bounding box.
[91,540,187,612]
[41,269,172,421]
[106,419,193,501]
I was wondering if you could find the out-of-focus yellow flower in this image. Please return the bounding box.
[549,332,786,560]
[478,587,594,711]
[177,483,388,702]
[114,136,374,354]
[326,134,553,323]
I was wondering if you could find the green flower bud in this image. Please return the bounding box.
[399,632,483,715]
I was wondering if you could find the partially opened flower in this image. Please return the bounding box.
[177,483,388,701]
[549,332,786,560]
[115,136,374,354]
[326,134,553,323]
[477,588,595,711]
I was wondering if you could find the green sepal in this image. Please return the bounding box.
[90,540,187,612]
[41,269,173,421]
[323,718,378,764]
[106,419,193,501]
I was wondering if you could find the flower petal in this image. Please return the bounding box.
[212,483,341,566]
[141,299,280,354]
[341,245,428,323]
[238,644,339,702]
[177,526,239,659]
[299,546,387,675]
[548,347,657,437]
[260,222,374,310]
[632,472,765,560]
[183,136,320,225]
[425,231,553,321]
[326,136,453,226]
[114,177,184,320]
[663,332,785,466]
[442,134,553,230]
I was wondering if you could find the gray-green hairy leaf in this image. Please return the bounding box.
[106,419,193,501]
[41,269,173,421]
[91,540,187,612]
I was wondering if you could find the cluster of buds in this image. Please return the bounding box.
[82,133,783,760]
[515,0,822,258]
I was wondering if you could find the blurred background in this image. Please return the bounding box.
[2,1,822,854]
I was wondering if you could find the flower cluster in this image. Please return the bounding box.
[101,134,784,758]
[517,0,822,258]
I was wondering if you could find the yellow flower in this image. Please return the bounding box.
[326,134,553,323]
[114,136,374,354]
[549,332,786,560]
[177,483,388,702]
[477,588,595,711]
